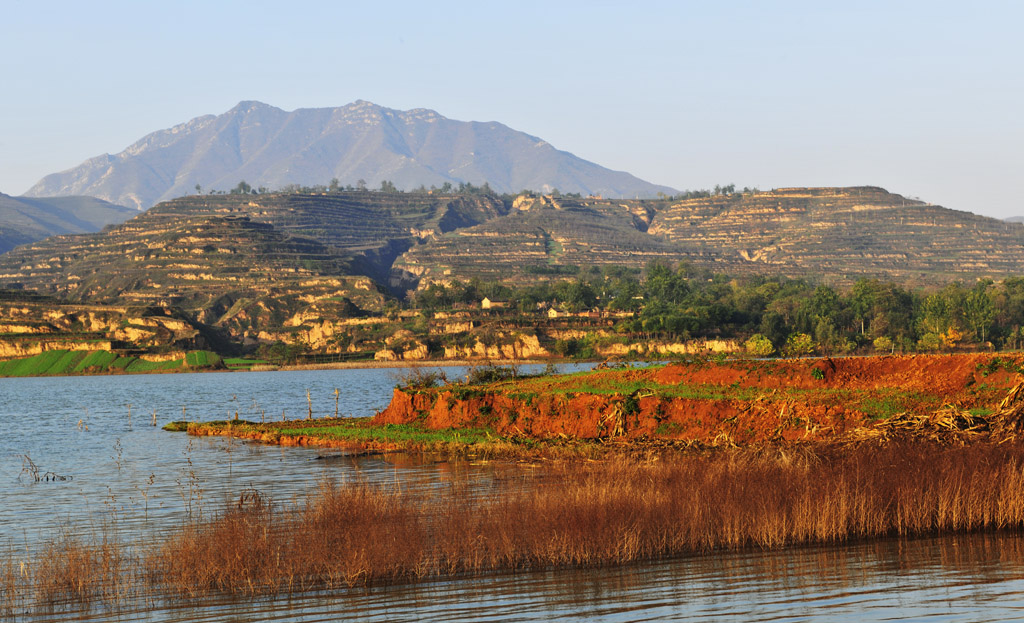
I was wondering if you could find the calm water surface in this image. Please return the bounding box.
[3,364,1024,621]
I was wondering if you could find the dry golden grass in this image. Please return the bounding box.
[9,440,1024,612]
[150,441,1024,598]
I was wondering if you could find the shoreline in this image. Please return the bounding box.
[178,353,1024,454]
[0,352,597,379]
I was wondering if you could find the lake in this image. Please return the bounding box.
[3,364,1024,621]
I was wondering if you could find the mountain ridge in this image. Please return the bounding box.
[0,192,135,254]
[24,101,677,210]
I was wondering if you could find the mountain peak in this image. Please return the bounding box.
[24,102,676,210]
[228,100,278,114]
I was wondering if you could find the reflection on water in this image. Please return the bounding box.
[4,364,1024,621]
[20,533,1024,622]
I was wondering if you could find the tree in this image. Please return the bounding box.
[194,183,202,195]
[357,179,367,191]
[379,180,397,193]
[813,316,838,355]
[329,178,341,192]
[964,281,995,343]
[231,180,252,195]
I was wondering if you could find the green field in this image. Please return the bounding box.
[0,349,224,377]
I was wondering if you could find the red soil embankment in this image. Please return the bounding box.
[376,354,1024,446]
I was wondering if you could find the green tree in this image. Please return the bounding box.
[964,281,995,343]
[814,316,839,355]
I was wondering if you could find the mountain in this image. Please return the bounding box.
[0,192,135,254]
[23,101,677,210]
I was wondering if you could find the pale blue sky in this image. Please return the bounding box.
[1,1,1021,217]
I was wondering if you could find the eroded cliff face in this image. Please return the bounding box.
[441,333,550,360]
[375,354,1021,446]
[0,339,115,359]
[376,386,861,445]
[596,339,739,357]
[0,301,208,358]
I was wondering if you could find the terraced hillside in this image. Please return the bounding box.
[397,187,1024,284]
[394,194,701,280]
[142,192,507,283]
[648,187,1024,280]
[3,186,1024,320]
[0,213,347,302]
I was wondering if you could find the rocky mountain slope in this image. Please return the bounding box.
[0,192,135,254]
[23,101,677,210]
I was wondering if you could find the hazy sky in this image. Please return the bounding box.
[1,1,1021,218]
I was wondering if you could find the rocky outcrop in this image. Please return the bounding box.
[442,333,550,360]
[0,339,114,359]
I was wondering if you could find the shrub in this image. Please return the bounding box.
[783,333,816,357]
[873,336,894,353]
[744,333,775,357]
[465,364,518,385]
[395,368,447,390]
[917,332,943,352]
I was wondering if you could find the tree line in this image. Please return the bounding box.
[409,263,1024,355]
[196,180,757,202]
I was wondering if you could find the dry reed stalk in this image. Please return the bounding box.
[13,440,1024,611]
[148,441,1024,598]
[0,551,20,619]
[28,531,129,610]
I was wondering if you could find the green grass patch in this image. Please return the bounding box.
[854,389,934,420]
[224,357,268,369]
[110,356,134,370]
[0,348,229,377]
[276,421,498,445]
[185,351,222,367]
[125,358,184,373]
[72,350,119,372]
[0,350,78,377]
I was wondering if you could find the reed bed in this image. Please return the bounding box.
[7,441,1024,615]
